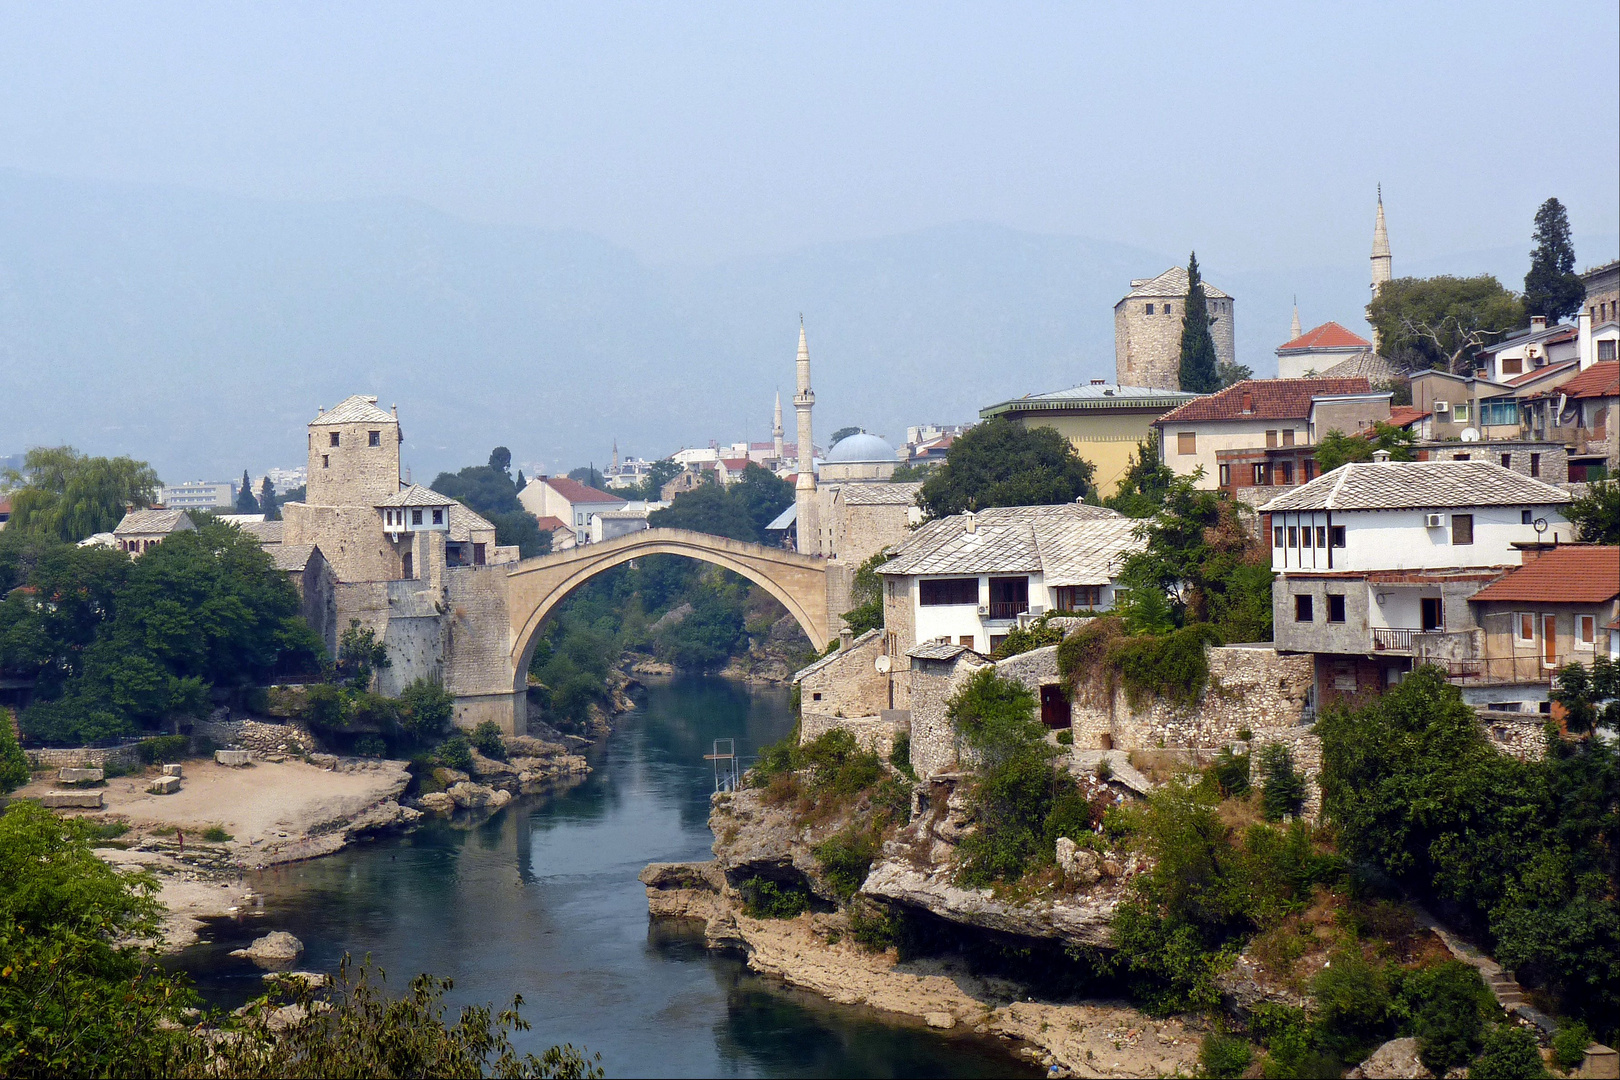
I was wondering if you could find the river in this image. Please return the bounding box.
[175,676,1039,1078]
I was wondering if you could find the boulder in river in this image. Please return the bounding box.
[230,931,304,966]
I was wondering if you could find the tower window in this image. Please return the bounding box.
[412,509,423,526]
[1164,303,1172,315]
[1145,303,1155,315]
[330,431,340,447]
[369,430,381,447]
[432,509,443,524]
[322,455,329,469]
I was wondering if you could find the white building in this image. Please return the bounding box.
[879,504,1142,655]
[518,475,627,546]
[160,480,237,509]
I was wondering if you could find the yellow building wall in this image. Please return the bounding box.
[1009,411,1162,497]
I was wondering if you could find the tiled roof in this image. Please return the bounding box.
[840,482,923,506]
[313,395,395,426]
[719,457,751,470]
[114,508,194,535]
[1259,460,1572,512]
[267,543,317,572]
[764,504,796,531]
[793,629,881,681]
[534,515,570,532]
[1555,361,1620,399]
[879,503,1140,584]
[1120,266,1230,301]
[980,383,1197,419]
[1156,378,1373,424]
[1469,546,1620,604]
[377,483,452,508]
[447,502,495,542]
[1278,322,1371,352]
[537,476,625,506]
[1320,352,1398,382]
[1387,406,1429,428]
[233,519,284,542]
[1482,322,1578,355]
[906,640,981,662]
[1505,360,1578,388]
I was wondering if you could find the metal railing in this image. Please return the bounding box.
[987,601,1030,620]
[1435,655,1556,687]
[1371,627,1425,652]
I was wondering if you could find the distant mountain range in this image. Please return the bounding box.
[0,170,1612,483]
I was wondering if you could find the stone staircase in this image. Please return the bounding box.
[1415,907,1555,1036]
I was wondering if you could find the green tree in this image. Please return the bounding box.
[648,482,759,541]
[491,511,551,558]
[2,447,161,542]
[1567,478,1620,544]
[1104,439,1175,518]
[489,446,512,475]
[639,458,683,500]
[840,550,889,635]
[1313,422,1418,473]
[917,418,1094,517]
[235,470,259,514]
[1215,358,1253,388]
[1178,253,1221,393]
[397,678,454,741]
[829,426,862,446]
[430,459,521,519]
[730,463,794,537]
[1523,197,1583,322]
[566,465,604,490]
[1472,1024,1550,1079]
[258,476,280,521]
[338,619,390,690]
[0,709,29,792]
[1367,276,1525,373]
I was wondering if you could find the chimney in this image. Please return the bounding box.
[839,627,854,652]
[1371,448,1392,462]
[964,511,977,534]
[1530,315,1547,333]
[1241,392,1254,414]
[1091,379,1106,386]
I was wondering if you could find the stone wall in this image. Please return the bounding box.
[1476,710,1549,761]
[1419,441,1569,485]
[283,502,399,584]
[191,713,319,755]
[26,744,142,771]
[908,653,990,777]
[1115,290,1235,392]
[796,630,889,720]
[799,711,904,760]
[304,413,401,507]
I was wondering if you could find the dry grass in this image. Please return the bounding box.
[1214,791,1265,831]
[1127,747,1193,785]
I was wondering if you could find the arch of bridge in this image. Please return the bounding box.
[505,528,830,692]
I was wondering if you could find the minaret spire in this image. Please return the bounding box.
[1290,296,1301,341]
[792,316,819,555]
[1368,186,1392,350]
[772,390,784,466]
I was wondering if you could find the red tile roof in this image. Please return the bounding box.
[719,457,751,470]
[533,515,570,532]
[1557,361,1620,399]
[1470,546,1620,604]
[1278,322,1370,352]
[541,477,625,505]
[1386,406,1429,428]
[1156,378,1373,424]
[1504,360,1577,388]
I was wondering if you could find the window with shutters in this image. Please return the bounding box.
[1177,432,1196,455]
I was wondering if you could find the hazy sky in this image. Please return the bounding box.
[3,1,1616,271]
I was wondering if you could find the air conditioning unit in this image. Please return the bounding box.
[976,604,989,616]
[1426,513,1446,528]
[1434,400,1450,414]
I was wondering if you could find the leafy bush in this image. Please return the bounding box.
[299,683,347,731]
[137,734,190,764]
[18,698,134,747]
[1310,952,1392,1065]
[813,826,881,902]
[1055,729,1073,746]
[201,825,233,843]
[1553,1021,1594,1071]
[1408,961,1491,1076]
[888,731,915,779]
[737,876,810,919]
[1471,1023,1549,1079]
[1111,624,1222,708]
[1210,748,1250,797]
[796,729,883,797]
[337,619,390,690]
[1197,1033,1251,1078]
[0,710,30,792]
[471,720,507,761]
[989,616,1066,659]
[398,678,455,741]
[1258,743,1305,821]
[352,735,387,758]
[847,901,899,951]
[438,736,474,773]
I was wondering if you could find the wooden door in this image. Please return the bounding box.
[1543,614,1558,666]
[1040,685,1071,729]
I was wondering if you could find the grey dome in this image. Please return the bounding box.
[825,432,898,463]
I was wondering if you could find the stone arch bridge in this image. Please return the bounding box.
[449,528,848,733]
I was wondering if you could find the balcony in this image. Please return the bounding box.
[987,601,1030,621]
[1371,627,1428,653]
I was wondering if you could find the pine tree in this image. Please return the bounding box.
[235,470,259,514]
[1524,197,1583,322]
[1178,252,1221,393]
[259,476,280,521]
[515,469,526,492]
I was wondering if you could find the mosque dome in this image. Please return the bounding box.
[824,432,898,464]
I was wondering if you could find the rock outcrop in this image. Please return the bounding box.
[231,931,304,967]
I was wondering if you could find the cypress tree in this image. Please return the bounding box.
[1523,197,1582,322]
[1178,252,1221,393]
[235,470,259,514]
[259,476,280,521]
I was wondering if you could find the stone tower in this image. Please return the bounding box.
[1368,187,1393,349]
[305,395,401,507]
[792,320,819,556]
[1290,299,1302,342]
[772,390,784,465]
[1113,266,1235,390]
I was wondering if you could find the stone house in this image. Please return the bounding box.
[1463,545,1620,710]
[1520,360,1618,479]
[826,482,922,569]
[113,508,195,555]
[1415,440,1568,484]
[518,476,626,546]
[1114,266,1235,391]
[1154,378,1383,490]
[878,503,1142,658]
[1262,455,1572,710]
[978,381,1197,496]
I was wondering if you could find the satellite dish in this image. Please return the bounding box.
[875,655,891,674]
[1460,427,1481,442]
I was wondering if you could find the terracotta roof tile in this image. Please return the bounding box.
[539,477,625,505]
[1156,378,1373,424]
[1278,322,1371,352]
[533,515,570,532]
[1504,360,1578,388]
[1556,361,1620,399]
[1387,406,1429,428]
[1469,546,1620,604]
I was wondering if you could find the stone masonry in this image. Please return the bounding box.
[1114,267,1236,391]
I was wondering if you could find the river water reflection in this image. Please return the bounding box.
[177,676,1038,1078]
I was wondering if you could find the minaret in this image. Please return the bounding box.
[611,439,620,472]
[792,318,819,555]
[1290,298,1302,341]
[772,391,784,466]
[1368,186,1392,350]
